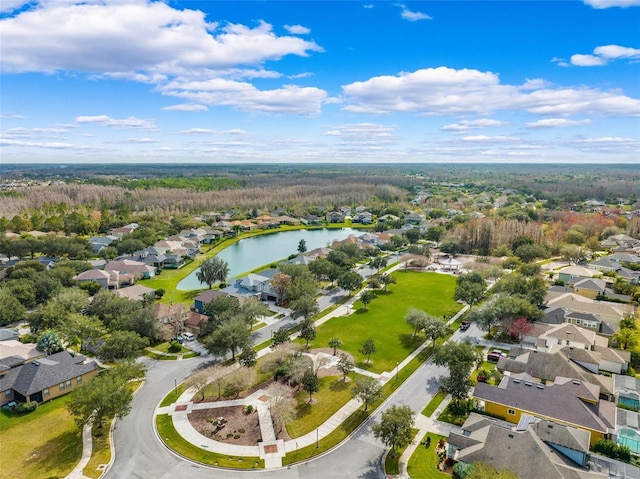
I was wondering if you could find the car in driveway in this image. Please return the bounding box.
[487,349,506,362]
[459,320,470,331]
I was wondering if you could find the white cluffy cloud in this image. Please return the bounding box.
[342,66,640,117]
[1,1,325,115]
[161,104,209,112]
[583,0,640,8]
[571,44,640,66]
[396,3,432,21]
[75,115,158,130]
[441,119,508,131]
[525,119,592,128]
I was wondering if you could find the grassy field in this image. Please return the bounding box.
[83,418,113,479]
[406,432,450,479]
[421,389,447,417]
[0,394,82,479]
[308,271,460,373]
[286,376,355,438]
[156,414,264,469]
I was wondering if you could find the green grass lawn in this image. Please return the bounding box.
[406,432,450,479]
[422,390,447,417]
[308,271,461,373]
[385,428,419,474]
[152,341,191,354]
[0,394,82,479]
[156,414,264,469]
[83,418,113,479]
[286,376,355,438]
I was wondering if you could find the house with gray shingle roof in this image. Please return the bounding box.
[0,350,99,405]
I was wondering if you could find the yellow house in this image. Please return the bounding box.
[473,374,616,446]
[571,278,606,299]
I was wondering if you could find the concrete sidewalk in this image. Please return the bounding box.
[65,421,94,479]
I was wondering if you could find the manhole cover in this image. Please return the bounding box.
[264,444,278,454]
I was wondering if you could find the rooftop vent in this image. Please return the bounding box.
[513,379,521,384]
[537,384,544,389]
[525,382,532,387]
[572,380,581,385]
[32,361,39,366]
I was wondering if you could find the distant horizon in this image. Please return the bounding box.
[1,1,639,164]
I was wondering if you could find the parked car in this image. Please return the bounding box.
[487,349,505,363]
[459,321,470,331]
[182,332,195,341]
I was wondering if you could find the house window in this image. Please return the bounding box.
[4,390,11,398]
[575,319,581,325]
[59,383,65,391]
[76,376,82,384]
[66,380,72,388]
[507,409,516,415]
[44,388,49,397]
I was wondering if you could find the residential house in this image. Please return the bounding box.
[614,375,640,411]
[109,223,138,239]
[87,235,117,254]
[352,211,373,224]
[447,413,596,479]
[105,259,156,280]
[193,289,231,314]
[497,346,614,399]
[545,292,632,324]
[115,284,156,302]
[75,269,119,290]
[155,303,188,340]
[236,273,278,302]
[0,340,45,368]
[557,265,599,283]
[404,212,425,225]
[0,329,19,342]
[0,350,99,405]
[163,254,185,269]
[572,278,607,299]
[185,311,209,336]
[325,211,344,223]
[473,374,616,446]
[300,214,323,226]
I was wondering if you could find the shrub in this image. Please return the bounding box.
[15,401,38,414]
[242,405,254,415]
[238,428,246,434]
[168,341,182,353]
[155,289,165,298]
[593,438,631,462]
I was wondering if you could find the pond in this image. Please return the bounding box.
[176,228,360,290]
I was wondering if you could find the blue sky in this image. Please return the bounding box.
[1,0,639,164]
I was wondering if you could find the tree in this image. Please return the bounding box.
[351,376,382,411]
[239,296,270,329]
[405,308,428,338]
[203,318,251,360]
[301,368,319,402]
[270,272,292,305]
[184,366,213,402]
[0,288,26,326]
[338,271,362,296]
[99,330,149,361]
[290,294,319,321]
[433,340,477,402]
[328,337,343,356]
[308,257,334,281]
[202,295,241,333]
[337,353,354,381]
[508,317,533,343]
[36,330,63,355]
[238,346,258,367]
[614,328,639,350]
[454,272,486,306]
[422,315,451,350]
[360,290,375,311]
[467,293,542,335]
[67,363,144,429]
[360,338,377,364]
[60,313,106,351]
[380,274,396,292]
[267,382,296,437]
[299,319,316,346]
[297,239,307,254]
[369,256,388,274]
[372,404,415,453]
[272,326,291,347]
[196,256,229,289]
[223,367,254,398]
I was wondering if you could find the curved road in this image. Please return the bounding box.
[104,341,450,479]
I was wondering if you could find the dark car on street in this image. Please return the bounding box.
[459,320,470,331]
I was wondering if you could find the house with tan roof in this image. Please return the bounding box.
[104,259,156,280]
[75,269,119,289]
[557,265,599,283]
[545,292,632,324]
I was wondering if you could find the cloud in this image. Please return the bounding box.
[118,138,159,144]
[0,0,30,13]
[161,103,209,112]
[525,118,592,128]
[75,115,158,130]
[570,44,640,66]
[324,123,396,147]
[0,113,25,119]
[163,81,328,115]
[583,0,640,8]
[3,127,69,136]
[441,119,508,131]
[364,4,375,9]
[284,24,310,35]
[0,138,93,150]
[342,66,640,117]
[396,3,432,21]
[179,128,247,135]
[551,57,570,68]
[462,135,520,142]
[0,1,324,115]
[288,72,313,79]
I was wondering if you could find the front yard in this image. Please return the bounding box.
[0,395,82,479]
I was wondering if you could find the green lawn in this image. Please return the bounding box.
[385,428,419,474]
[286,376,355,438]
[422,389,447,417]
[156,414,264,469]
[152,341,191,354]
[406,432,450,479]
[83,418,113,479]
[308,271,461,373]
[0,394,82,479]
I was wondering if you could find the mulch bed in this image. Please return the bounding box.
[188,406,262,446]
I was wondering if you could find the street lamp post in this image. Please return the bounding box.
[316,428,319,449]
[395,362,399,381]
[174,377,178,397]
